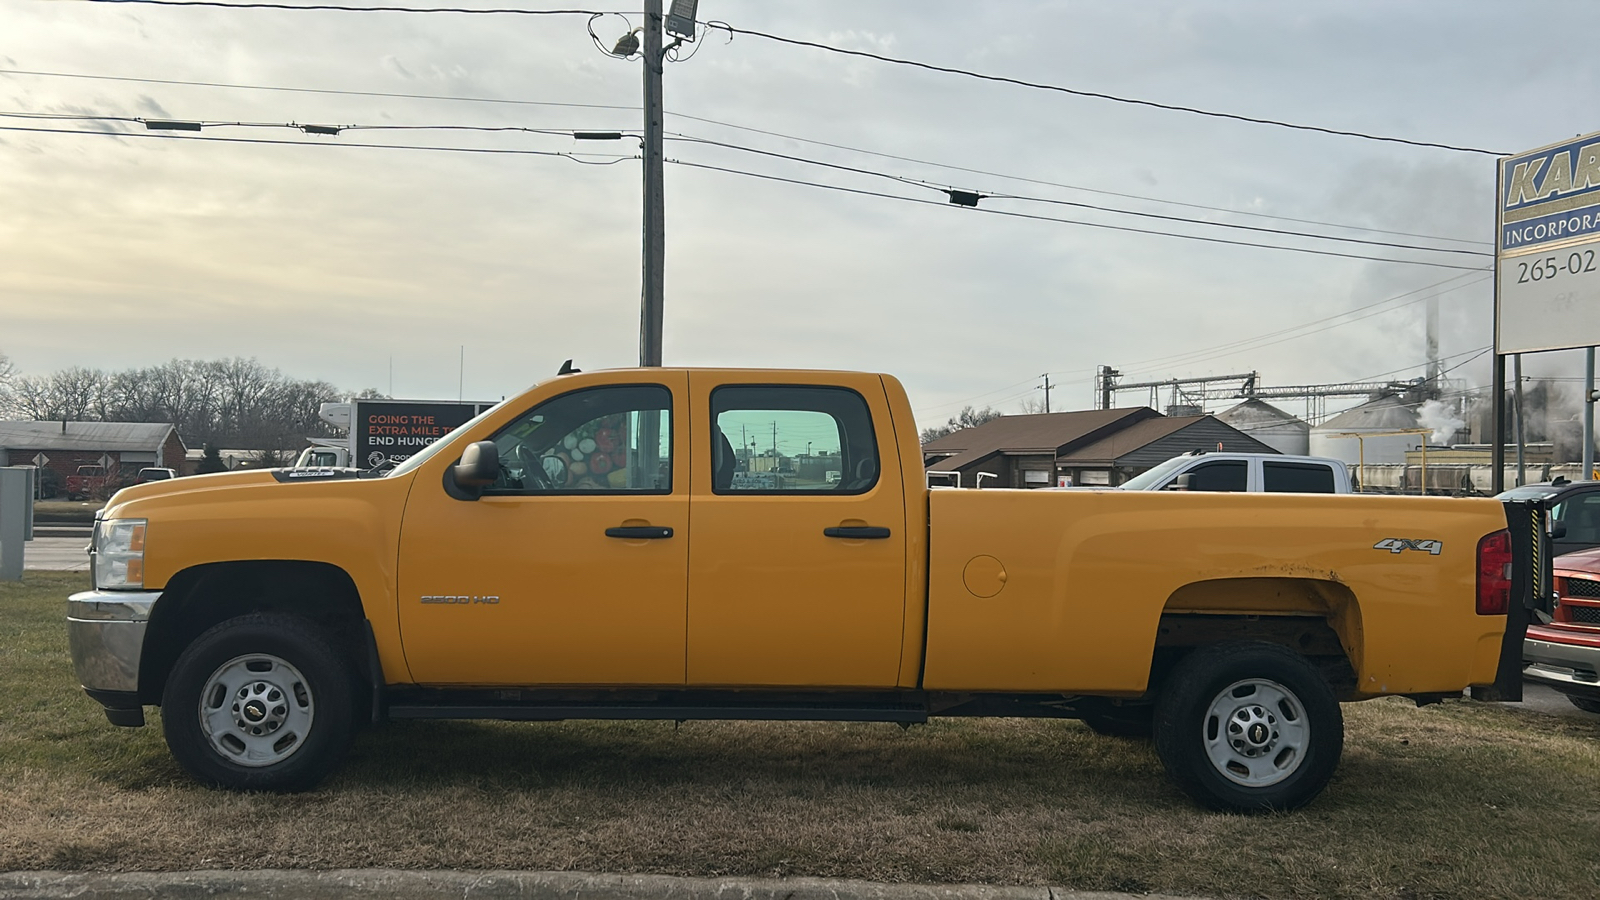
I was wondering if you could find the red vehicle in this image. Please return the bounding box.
[64,465,110,501]
[1525,547,1600,715]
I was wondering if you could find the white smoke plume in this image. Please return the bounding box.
[1417,399,1466,447]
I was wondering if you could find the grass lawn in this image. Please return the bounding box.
[4,571,1598,897]
[30,501,102,523]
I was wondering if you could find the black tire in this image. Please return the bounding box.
[1154,641,1342,812]
[1569,696,1600,715]
[1080,704,1155,739]
[161,613,356,791]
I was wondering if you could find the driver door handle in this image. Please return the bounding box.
[823,526,891,539]
[605,526,674,539]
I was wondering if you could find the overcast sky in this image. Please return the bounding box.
[3,0,1596,429]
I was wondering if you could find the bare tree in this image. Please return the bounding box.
[4,356,348,452]
[920,405,1003,444]
[0,351,15,417]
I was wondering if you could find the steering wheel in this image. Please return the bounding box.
[512,443,554,490]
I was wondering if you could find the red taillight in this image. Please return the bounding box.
[1477,529,1513,616]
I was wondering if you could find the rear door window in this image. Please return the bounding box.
[709,386,879,494]
[1263,461,1336,493]
[1185,460,1248,492]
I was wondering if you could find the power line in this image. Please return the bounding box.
[917,272,1489,417]
[66,7,1506,155]
[87,0,622,14]
[0,67,1492,247]
[666,159,1489,271]
[702,23,1508,157]
[0,67,640,113]
[0,123,637,163]
[668,134,1488,259]
[0,112,1486,269]
[1107,273,1490,375]
[11,107,1484,257]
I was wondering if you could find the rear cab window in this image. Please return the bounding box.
[1263,461,1336,493]
[709,385,880,494]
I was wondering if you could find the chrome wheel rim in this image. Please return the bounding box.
[198,653,315,768]
[1202,678,1308,787]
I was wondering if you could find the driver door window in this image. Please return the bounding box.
[487,385,672,494]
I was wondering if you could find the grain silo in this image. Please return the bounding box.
[1217,399,1310,455]
[1308,394,1421,465]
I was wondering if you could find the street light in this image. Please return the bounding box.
[664,0,698,40]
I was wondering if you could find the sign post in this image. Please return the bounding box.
[1493,130,1600,492]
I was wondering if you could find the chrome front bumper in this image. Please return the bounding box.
[67,589,160,694]
[1523,635,1600,696]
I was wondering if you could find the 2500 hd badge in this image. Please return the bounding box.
[420,595,501,604]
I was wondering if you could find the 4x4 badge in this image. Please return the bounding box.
[1373,538,1443,555]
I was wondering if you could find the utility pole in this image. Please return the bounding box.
[639,0,666,367]
[1038,373,1054,414]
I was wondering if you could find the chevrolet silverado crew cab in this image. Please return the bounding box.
[68,368,1538,811]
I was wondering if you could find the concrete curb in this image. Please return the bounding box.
[0,871,1200,900]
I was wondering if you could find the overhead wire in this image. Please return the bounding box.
[1103,272,1490,375]
[917,271,1490,417]
[71,3,1505,155]
[87,0,625,15]
[0,108,1489,268]
[699,23,1509,157]
[0,67,1492,247]
[665,158,1489,271]
[667,134,1489,259]
[0,123,638,163]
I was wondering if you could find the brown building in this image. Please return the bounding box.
[923,408,1276,488]
[0,421,188,480]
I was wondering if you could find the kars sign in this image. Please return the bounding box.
[1497,130,1600,354]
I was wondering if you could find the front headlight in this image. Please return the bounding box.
[94,518,147,589]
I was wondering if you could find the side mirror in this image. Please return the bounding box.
[1170,473,1195,491]
[1551,521,1568,540]
[450,441,499,497]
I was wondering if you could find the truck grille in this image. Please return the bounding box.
[1569,605,1600,626]
[1563,577,1600,598]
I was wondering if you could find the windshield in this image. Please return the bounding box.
[1119,456,1193,491]
[384,403,501,478]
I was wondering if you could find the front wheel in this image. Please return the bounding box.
[162,613,356,791]
[1154,642,1342,812]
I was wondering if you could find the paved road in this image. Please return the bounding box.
[20,535,91,572]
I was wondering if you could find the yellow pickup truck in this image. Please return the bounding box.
[67,367,1537,811]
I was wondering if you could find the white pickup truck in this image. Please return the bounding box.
[1117,453,1352,493]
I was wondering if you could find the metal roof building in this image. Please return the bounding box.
[923,408,1276,488]
[0,421,187,477]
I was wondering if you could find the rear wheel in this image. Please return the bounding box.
[1569,696,1600,715]
[1154,642,1342,812]
[162,613,356,791]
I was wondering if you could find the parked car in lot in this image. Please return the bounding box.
[65,465,110,501]
[134,467,178,484]
[1497,479,1600,715]
[1524,547,1600,714]
[1118,452,1352,493]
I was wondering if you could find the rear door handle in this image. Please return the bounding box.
[605,526,674,539]
[824,526,891,539]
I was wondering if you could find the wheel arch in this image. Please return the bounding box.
[139,560,372,706]
[1156,576,1363,698]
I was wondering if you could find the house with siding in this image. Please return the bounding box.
[922,408,1275,488]
[0,421,188,480]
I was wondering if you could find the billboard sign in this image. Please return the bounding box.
[1497,130,1600,354]
[353,399,494,469]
